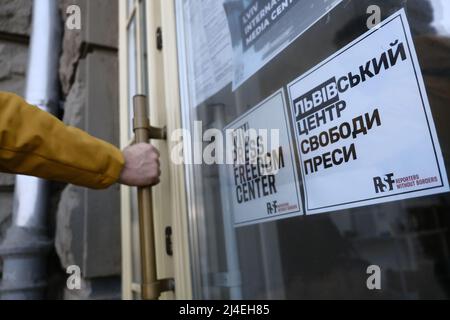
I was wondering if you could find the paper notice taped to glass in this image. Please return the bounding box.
[222,89,303,227]
[182,0,233,107]
[287,9,449,215]
[223,0,342,90]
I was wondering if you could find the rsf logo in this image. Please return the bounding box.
[267,201,278,214]
[373,173,395,193]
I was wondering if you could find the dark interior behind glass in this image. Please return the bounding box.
[186,0,450,299]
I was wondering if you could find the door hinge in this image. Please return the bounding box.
[165,226,173,256]
[156,27,163,51]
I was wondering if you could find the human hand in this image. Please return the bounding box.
[118,143,161,187]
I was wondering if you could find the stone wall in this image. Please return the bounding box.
[0,0,121,299]
[0,0,32,276]
[56,0,121,299]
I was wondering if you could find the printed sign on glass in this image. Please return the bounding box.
[222,89,303,226]
[287,9,449,215]
[223,0,343,90]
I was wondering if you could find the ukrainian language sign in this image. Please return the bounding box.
[287,9,449,214]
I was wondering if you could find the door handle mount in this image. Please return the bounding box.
[133,95,167,141]
[132,95,173,300]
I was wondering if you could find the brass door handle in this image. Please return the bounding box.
[132,95,174,300]
[133,95,167,141]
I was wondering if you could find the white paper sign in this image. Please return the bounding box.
[182,0,233,107]
[223,89,303,226]
[287,9,449,215]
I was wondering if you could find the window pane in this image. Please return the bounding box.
[177,0,450,299]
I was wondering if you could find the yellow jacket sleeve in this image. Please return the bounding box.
[0,92,125,189]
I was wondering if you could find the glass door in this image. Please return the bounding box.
[176,0,450,299]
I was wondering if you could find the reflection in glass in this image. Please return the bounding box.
[177,0,450,299]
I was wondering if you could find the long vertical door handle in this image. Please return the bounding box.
[132,95,173,300]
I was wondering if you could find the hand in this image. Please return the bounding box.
[118,143,161,187]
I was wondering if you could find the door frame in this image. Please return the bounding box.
[118,0,192,300]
